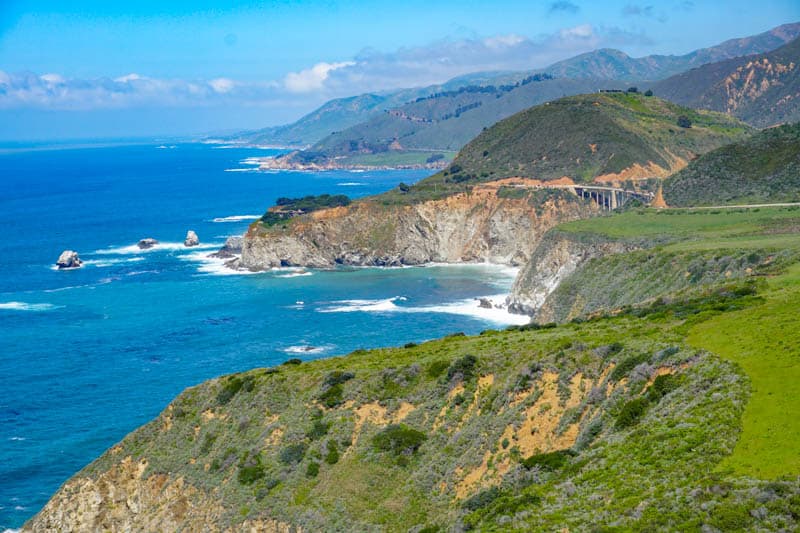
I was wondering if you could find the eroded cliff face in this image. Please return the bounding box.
[240,188,599,270]
[507,231,640,316]
[24,455,298,533]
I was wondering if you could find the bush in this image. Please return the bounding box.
[446,355,478,382]
[426,360,449,378]
[217,375,255,405]
[282,358,302,365]
[237,452,265,485]
[306,461,320,478]
[615,397,650,429]
[677,115,692,128]
[318,383,344,408]
[279,443,307,464]
[644,89,653,96]
[647,373,679,402]
[307,419,331,440]
[404,342,417,349]
[610,353,649,381]
[463,487,501,511]
[521,449,575,471]
[372,424,427,457]
[324,370,355,387]
[324,440,340,464]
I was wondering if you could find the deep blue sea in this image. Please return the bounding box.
[0,142,526,529]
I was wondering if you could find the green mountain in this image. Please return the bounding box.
[420,92,752,190]
[26,206,800,531]
[652,37,800,127]
[664,122,800,206]
[233,23,799,149]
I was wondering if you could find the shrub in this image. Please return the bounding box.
[307,419,331,440]
[521,449,575,471]
[646,373,679,402]
[404,342,417,349]
[462,487,501,511]
[574,418,603,451]
[200,432,217,454]
[677,115,692,128]
[237,452,265,485]
[324,370,355,387]
[426,360,449,378]
[644,89,653,96]
[318,383,345,408]
[217,375,256,405]
[306,461,320,478]
[446,355,478,382]
[610,353,649,381]
[372,424,427,457]
[282,358,302,365]
[615,397,650,429]
[324,440,340,464]
[279,443,307,464]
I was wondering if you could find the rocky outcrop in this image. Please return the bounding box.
[24,455,298,533]
[240,188,600,271]
[137,238,159,250]
[507,231,640,316]
[55,250,82,270]
[211,236,244,259]
[184,230,199,247]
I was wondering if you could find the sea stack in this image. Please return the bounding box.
[211,236,243,258]
[137,238,159,249]
[55,250,82,269]
[184,230,199,247]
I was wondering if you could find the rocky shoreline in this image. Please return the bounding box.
[257,152,449,172]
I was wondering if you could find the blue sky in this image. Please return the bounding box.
[1,0,798,140]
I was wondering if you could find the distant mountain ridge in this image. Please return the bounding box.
[231,22,799,149]
[653,35,800,127]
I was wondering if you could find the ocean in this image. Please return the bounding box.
[0,142,526,529]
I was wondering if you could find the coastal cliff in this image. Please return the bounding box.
[240,186,600,271]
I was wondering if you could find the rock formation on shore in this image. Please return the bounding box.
[55,250,83,270]
[137,238,159,250]
[184,230,199,247]
[211,236,243,259]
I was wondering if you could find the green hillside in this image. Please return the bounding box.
[664,123,800,206]
[33,206,800,531]
[652,37,800,128]
[437,92,751,184]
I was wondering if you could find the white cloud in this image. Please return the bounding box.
[284,61,355,93]
[0,25,652,113]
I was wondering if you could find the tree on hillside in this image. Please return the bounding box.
[677,115,692,128]
[644,89,653,97]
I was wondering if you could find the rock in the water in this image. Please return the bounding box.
[211,236,244,258]
[137,238,159,250]
[56,250,83,270]
[478,298,494,309]
[184,230,199,247]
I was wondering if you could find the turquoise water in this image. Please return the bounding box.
[0,142,525,529]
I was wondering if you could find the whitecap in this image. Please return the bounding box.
[0,302,61,312]
[240,157,263,165]
[178,251,257,276]
[282,344,333,355]
[83,257,145,268]
[9,436,25,441]
[224,168,258,172]
[211,215,260,223]
[95,242,219,255]
[318,294,527,325]
[337,182,365,186]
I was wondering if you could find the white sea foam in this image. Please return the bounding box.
[9,436,26,441]
[212,215,260,223]
[4,528,22,533]
[282,344,333,355]
[95,242,218,255]
[240,157,263,165]
[83,257,145,268]
[178,251,257,276]
[337,182,365,186]
[224,167,259,172]
[0,301,61,312]
[274,270,313,278]
[318,294,528,325]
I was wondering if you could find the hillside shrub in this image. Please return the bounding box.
[372,424,427,457]
[463,487,501,511]
[237,452,265,485]
[610,353,650,381]
[615,397,650,429]
[306,461,320,478]
[446,355,478,382]
[306,419,331,440]
[426,360,449,378]
[521,449,575,471]
[647,373,679,402]
[318,383,344,408]
[324,370,355,387]
[217,375,255,405]
[324,440,339,465]
[279,443,307,464]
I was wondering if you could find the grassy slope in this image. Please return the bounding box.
[443,93,751,184]
[688,263,800,478]
[664,123,800,207]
